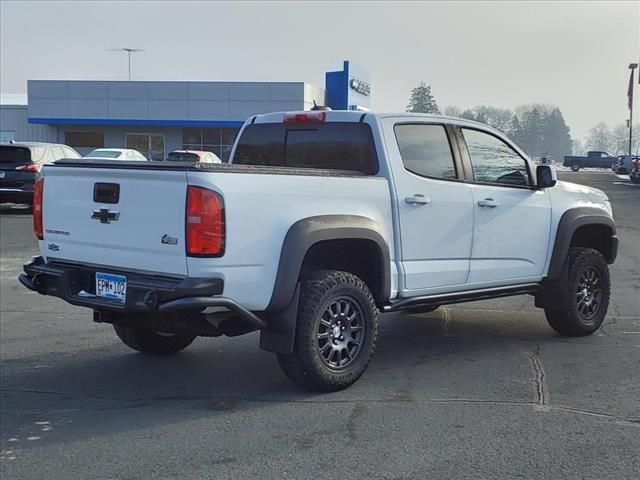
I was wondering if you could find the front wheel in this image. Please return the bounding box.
[113,324,196,355]
[277,270,378,392]
[544,248,610,336]
[630,172,640,184]
[571,165,580,172]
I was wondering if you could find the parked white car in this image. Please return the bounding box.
[167,150,222,163]
[21,111,618,392]
[84,148,148,161]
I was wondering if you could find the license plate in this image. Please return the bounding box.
[96,272,127,303]
[0,172,5,178]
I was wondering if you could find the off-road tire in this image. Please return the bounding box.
[571,165,580,172]
[113,324,196,355]
[544,248,610,336]
[277,270,378,392]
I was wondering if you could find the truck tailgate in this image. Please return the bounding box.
[42,165,189,276]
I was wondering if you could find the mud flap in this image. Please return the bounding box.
[259,283,300,354]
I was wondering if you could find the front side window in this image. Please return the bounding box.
[394,124,457,180]
[462,128,530,187]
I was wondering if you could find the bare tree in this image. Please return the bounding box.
[572,138,585,156]
[443,105,462,117]
[585,122,613,152]
[611,123,629,155]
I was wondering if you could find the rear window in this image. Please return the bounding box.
[0,146,32,164]
[167,152,199,162]
[233,123,378,174]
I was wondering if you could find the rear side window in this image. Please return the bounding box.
[233,123,378,174]
[394,124,457,180]
[0,146,31,164]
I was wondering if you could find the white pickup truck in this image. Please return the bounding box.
[20,110,618,391]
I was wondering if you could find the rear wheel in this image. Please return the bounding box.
[571,165,580,172]
[277,270,378,392]
[113,324,196,355]
[544,248,610,336]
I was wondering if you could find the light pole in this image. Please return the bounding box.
[629,63,638,156]
[109,48,144,80]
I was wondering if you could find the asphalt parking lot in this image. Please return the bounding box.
[1,171,638,480]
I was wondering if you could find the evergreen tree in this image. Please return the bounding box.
[520,108,544,155]
[406,82,440,114]
[541,108,572,160]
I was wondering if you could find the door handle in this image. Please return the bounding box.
[405,194,431,205]
[477,198,499,208]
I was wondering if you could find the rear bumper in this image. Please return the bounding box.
[19,256,266,329]
[0,188,33,204]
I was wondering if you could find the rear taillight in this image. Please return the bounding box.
[16,164,42,173]
[283,111,327,124]
[186,186,225,256]
[33,178,44,240]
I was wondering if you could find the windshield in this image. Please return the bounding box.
[86,150,122,159]
[167,152,199,162]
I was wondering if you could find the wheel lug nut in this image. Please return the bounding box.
[340,336,344,341]
[341,326,345,330]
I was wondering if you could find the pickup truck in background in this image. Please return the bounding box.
[20,111,618,391]
[563,150,616,171]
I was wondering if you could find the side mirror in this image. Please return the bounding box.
[536,165,557,188]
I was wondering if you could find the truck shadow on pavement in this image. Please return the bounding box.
[3,306,619,450]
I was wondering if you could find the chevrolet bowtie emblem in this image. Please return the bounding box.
[91,208,120,224]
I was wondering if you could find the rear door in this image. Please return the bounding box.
[42,165,189,275]
[458,127,551,285]
[384,120,474,292]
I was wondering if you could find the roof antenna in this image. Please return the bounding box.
[311,99,332,111]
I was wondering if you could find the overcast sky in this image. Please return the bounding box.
[1,1,639,141]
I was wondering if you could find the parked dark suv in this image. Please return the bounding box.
[0,142,81,205]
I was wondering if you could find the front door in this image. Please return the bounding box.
[387,121,474,293]
[459,127,551,285]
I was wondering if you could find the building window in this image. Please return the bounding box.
[65,132,105,148]
[182,127,240,162]
[125,134,165,161]
[0,131,15,143]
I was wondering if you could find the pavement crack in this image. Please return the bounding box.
[2,388,638,427]
[346,403,366,441]
[526,343,549,407]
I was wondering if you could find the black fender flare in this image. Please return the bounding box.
[259,215,391,354]
[545,207,617,282]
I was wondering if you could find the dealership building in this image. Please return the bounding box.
[0,61,371,160]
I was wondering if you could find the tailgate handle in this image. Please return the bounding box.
[94,183,120,204]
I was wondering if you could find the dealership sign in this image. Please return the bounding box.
[349,78,371,96]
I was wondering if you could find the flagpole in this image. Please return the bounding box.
[630,63,638,156]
